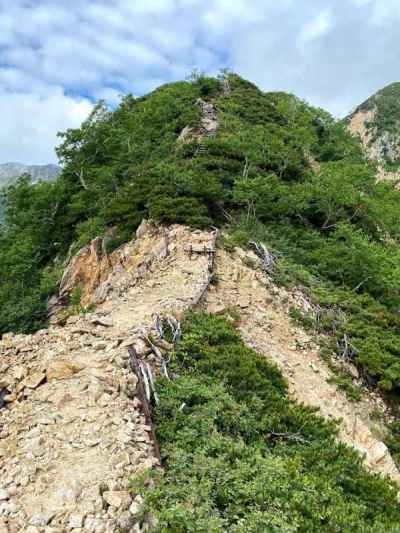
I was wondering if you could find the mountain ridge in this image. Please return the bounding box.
[2,73,400,530]
[0,162,61,186]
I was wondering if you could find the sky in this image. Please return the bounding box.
[1,0,399,165]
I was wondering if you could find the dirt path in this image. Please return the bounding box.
[0,223,216,533]
[204,247,400,482]
[1,224,398,532]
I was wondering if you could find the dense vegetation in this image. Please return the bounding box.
[136,313,400,531]
[3,74,400,424]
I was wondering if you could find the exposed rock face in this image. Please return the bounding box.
[348,108,379,158]
[347,83,400,182]
[0,221,399,530]
[177,98,219,148]
[0,222,217,532]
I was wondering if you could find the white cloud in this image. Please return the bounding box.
[1,0,400,163]
[300,9,332,44]
[0,87,92,165]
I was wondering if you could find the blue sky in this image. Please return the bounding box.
[1,0,400,164]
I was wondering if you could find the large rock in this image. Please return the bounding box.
[102,491,131,510]
[22,371,46,390]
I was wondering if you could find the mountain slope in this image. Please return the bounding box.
[347,83,400,177]
[2,221,399,531]
[0,162,61,186]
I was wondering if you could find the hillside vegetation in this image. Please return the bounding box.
[3,74,400,393]
[3,73,400,527]
[138,313,400,531]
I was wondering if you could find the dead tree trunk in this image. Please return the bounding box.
[128,345,162,463]
[191,229,219,306]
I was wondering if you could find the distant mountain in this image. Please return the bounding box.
[0,162,61,187]
[347,82,400,165]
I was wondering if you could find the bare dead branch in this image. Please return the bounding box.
[155,314,164,339]
[267,431,309,444]
[145,363,160,404]
[128,345,161,462]
[337,334,358,362]
[249,241,278,275]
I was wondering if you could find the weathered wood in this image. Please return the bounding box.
[167,317,181,346]
[145,363,160,404]
[191,229,219,306]
[128,345,161,462]
[249,240,277,275]
[268,431,309,444]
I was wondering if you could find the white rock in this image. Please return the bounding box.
[102,490,131,509]
[129,495,143,516]
[68,512,84,528]
[1,502,19,514]
[84,516,105,532]
[93,342,108,351]
[0,490,8,502]
[29,511,54,526]
[118,510,134,530]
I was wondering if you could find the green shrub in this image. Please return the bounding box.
[139,314,400,532]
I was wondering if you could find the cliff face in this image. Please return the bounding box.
[0,220,398,531]
[347,82,400,180]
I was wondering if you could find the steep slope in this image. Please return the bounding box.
[1,221,399,531]
[0,222,216,532]
[347,82,400,179]
[204,246,398,479]
[0,163,61,186]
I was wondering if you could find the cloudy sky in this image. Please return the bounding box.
[1,0,399,164]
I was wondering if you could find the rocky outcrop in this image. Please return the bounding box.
[0,222,217,532]
[0,221,398,531]
[347,84,400,182]
[177,98,219,149]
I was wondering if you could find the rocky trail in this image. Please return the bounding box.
[0,221,398,532]
[0,222,216,533]
[204,247,400,481]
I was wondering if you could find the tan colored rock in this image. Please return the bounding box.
[102,491,131,509]
[22,371,46,390]
[29,511,54,527]
[46,360,83,381]
[68,513,84,528]
[207,303,226,315]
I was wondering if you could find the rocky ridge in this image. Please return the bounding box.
[0,221,399,531]
[0,222,216,532]
[0,163,61,187]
